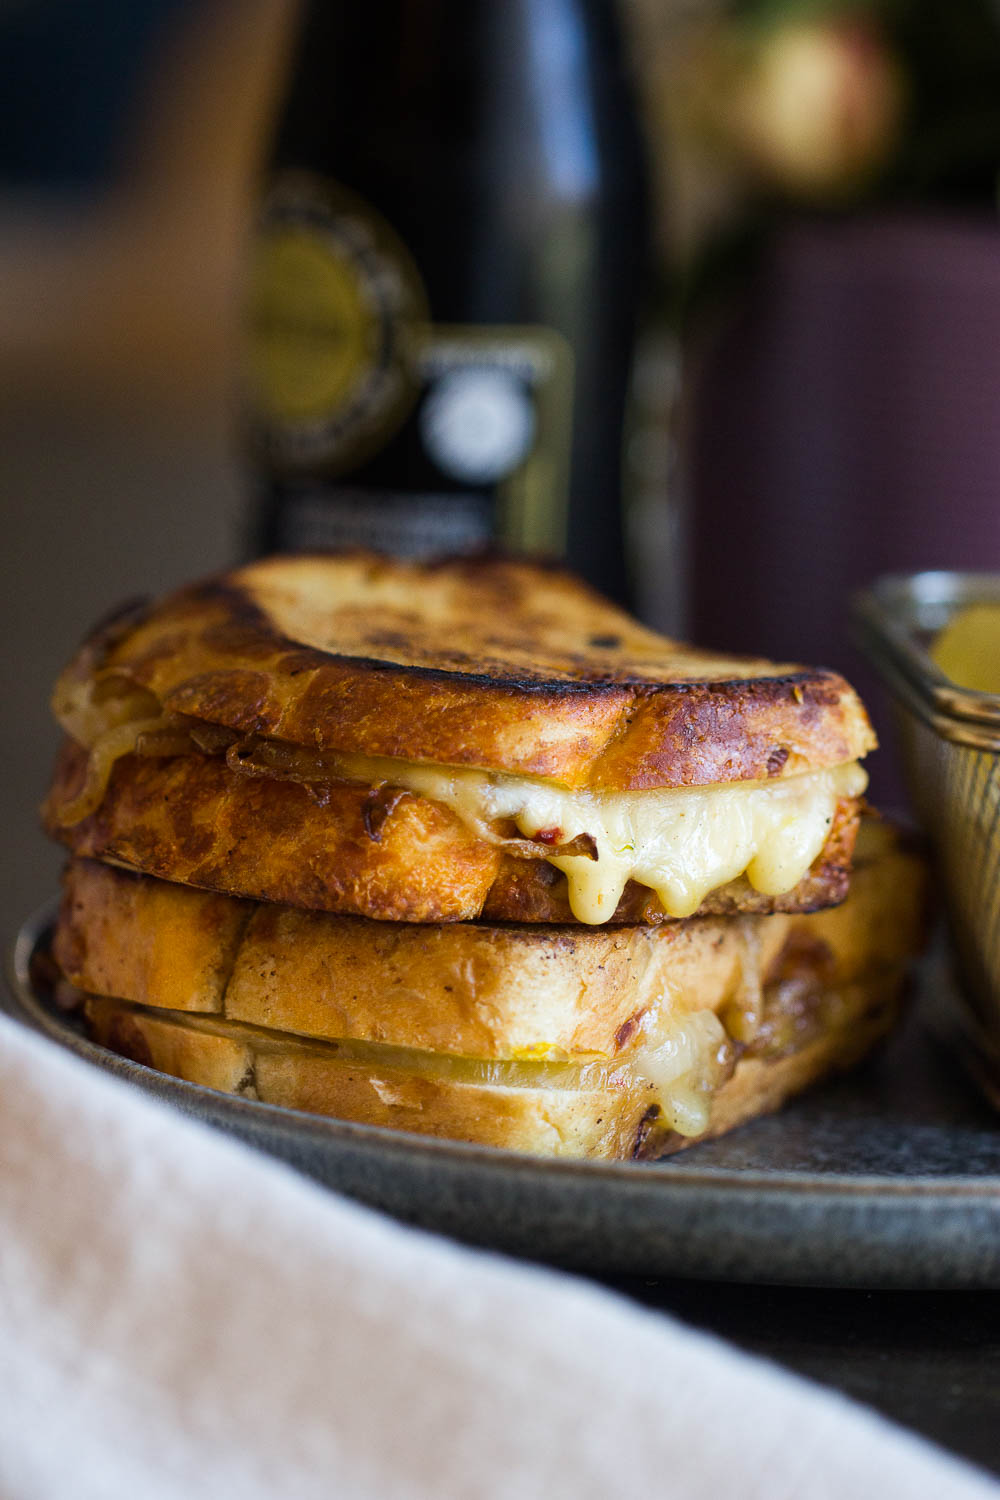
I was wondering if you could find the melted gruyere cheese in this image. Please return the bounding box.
[331,751,867,924]
[630,1006,731,1136]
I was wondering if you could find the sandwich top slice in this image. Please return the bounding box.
[45,552,876,925]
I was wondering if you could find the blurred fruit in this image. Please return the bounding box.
[730,17,905,197]
[933,605,1000,693]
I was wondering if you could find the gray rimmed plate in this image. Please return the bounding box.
[8,903,1000,1289]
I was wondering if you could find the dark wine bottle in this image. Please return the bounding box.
[244,0,649,603]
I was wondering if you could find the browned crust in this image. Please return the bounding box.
[56,553,876,789]
[53,862,251,1017]
[44,739,862,923]
[55,821,924,1064]
[45,741,500,924]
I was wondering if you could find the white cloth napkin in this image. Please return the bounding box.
[0,1010,995,1500]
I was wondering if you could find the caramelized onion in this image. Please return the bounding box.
[52,667,162,750]
[496,831,599,862]
[134,729,199,758]
[55,717,169,826]
[362,786,408,842]
[224,739,336,784]
[187,721,237,754]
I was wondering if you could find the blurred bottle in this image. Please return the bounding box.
[243,0,649,602]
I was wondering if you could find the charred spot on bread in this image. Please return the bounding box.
[631,1104,663,1160]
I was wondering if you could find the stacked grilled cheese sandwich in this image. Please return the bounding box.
[43,553,925,1158]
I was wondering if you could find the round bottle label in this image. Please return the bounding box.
[419,367,537,484]
[246,171,429,472]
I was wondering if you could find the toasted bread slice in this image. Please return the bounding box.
[45,739,862,923]
[62,821,927,1156]
[52,554,875,790]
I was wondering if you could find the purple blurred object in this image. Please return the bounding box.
[687,213,1000,801]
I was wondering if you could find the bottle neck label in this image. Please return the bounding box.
[269,486,493,557]
[246,171,428,473]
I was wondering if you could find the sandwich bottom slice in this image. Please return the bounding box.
[54,821,926,1160]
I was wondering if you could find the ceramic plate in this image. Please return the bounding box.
[8,905,1000,1289]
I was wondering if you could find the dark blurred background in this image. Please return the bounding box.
[4,0,1000,936]
[0,0,297,934]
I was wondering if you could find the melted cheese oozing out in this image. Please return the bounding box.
[334,752,867,924]
[631,1007,731,1136]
